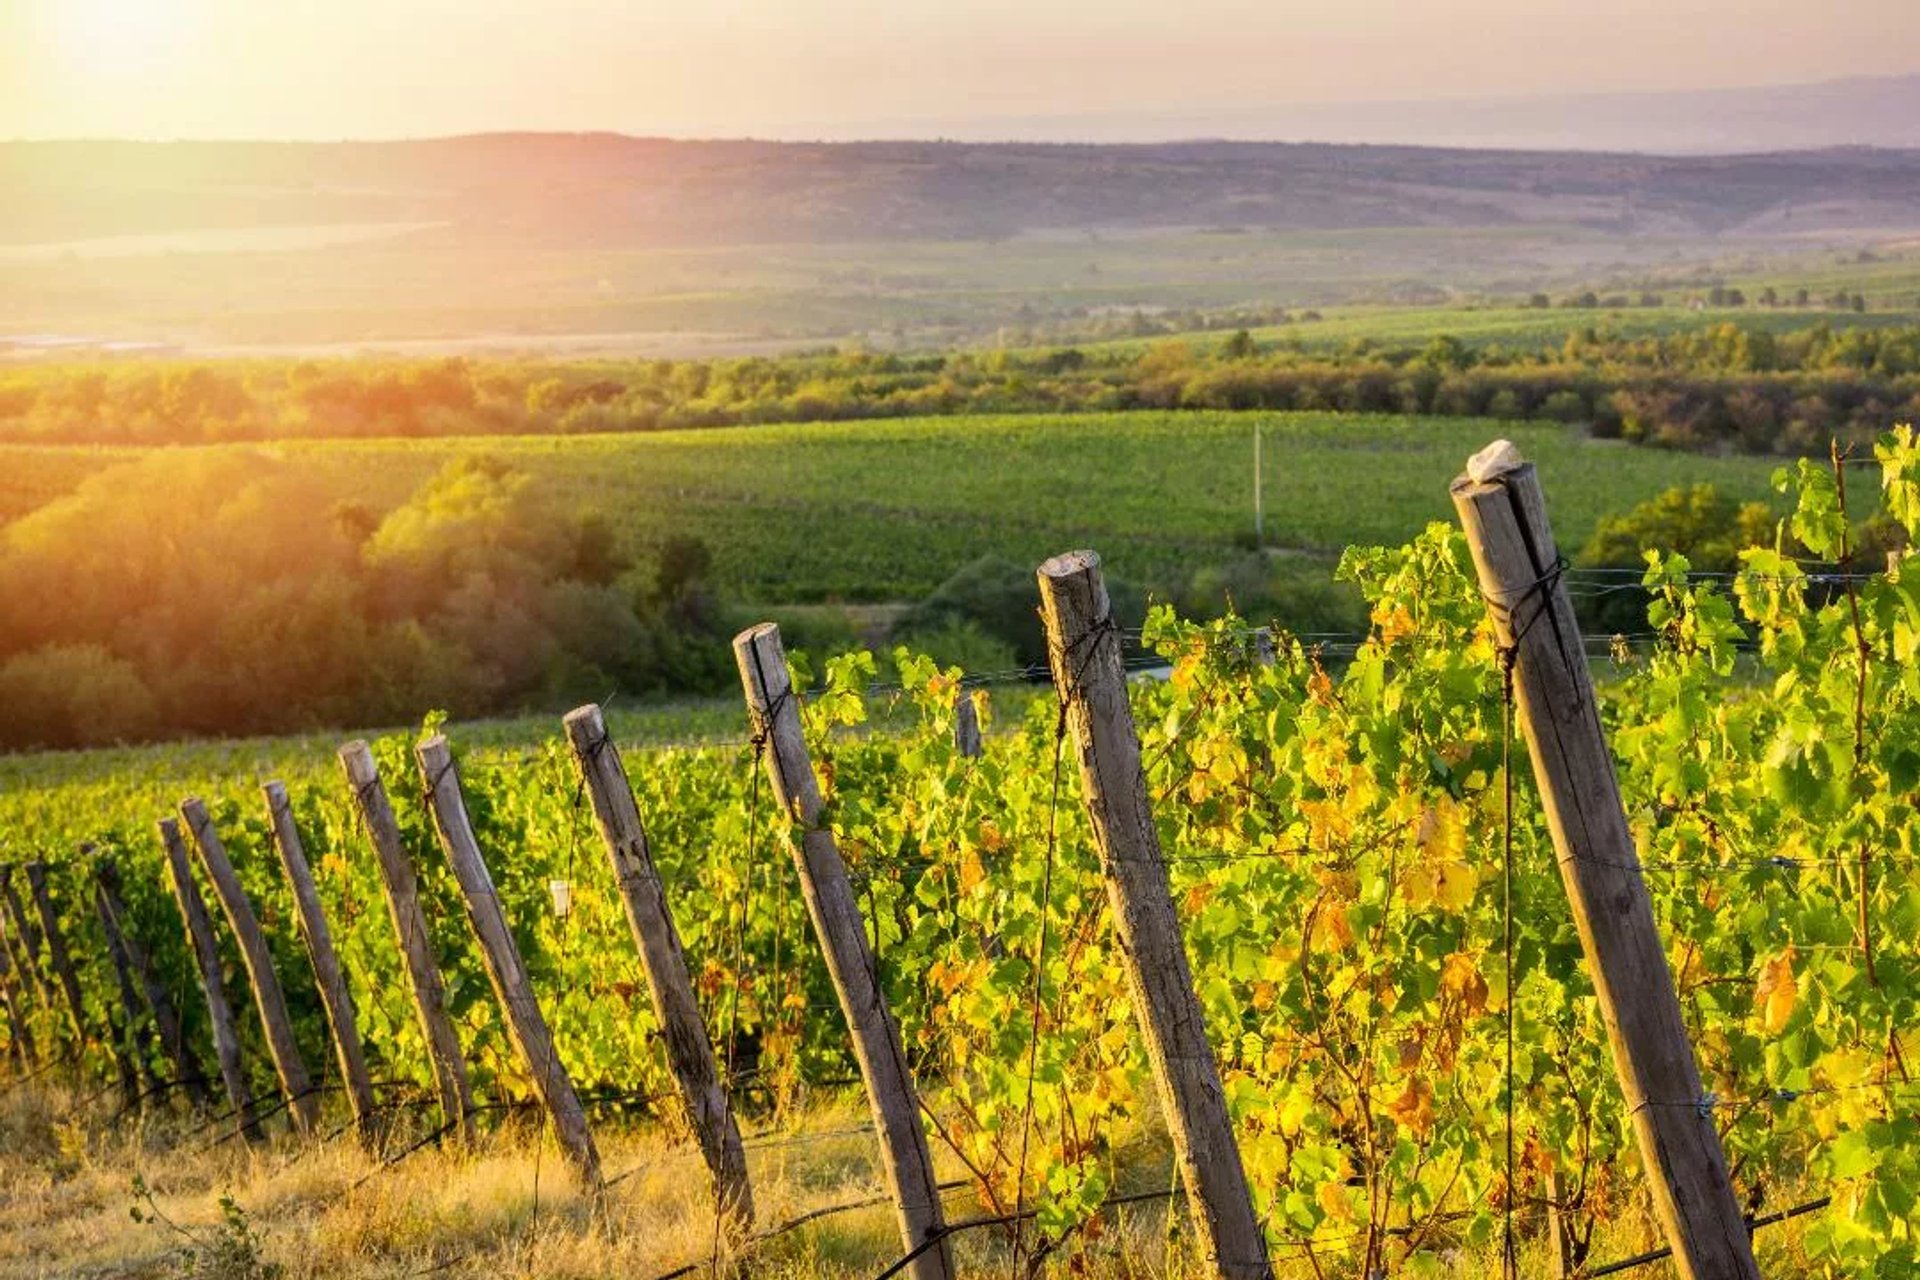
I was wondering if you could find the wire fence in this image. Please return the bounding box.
[3,547,1913,1279]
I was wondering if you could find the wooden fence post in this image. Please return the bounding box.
[26,858,138,1109]
[953,690,983,758]
[85,848,164,1102]
[339,740,476,1143]
[564,703,753,1222]
[734,623,952,1280]
[179,799,321,1138]
[415,734,603,1189]
[95,853,208,1106]
[264,781,380,1143]
[0,926,33,1065]
[1451,443,1760,1280]
[25,862,99,1041]
[1036,552,1272,1280]
[159,819,259,1140]
[0,865,47,1003]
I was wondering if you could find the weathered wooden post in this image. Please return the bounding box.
[564,703,753,1222]
[0,931,34,1065]
[1451,441,1760,1280]
[339,740,476,1143]
[32,859,144,1113]
[86,848,165,1101]
[95,853,207,1105]
[953,690,983,758]
[1036,551,1272,1280]
[264,781,380,1143]
[0,867,47,1003]
[27,858,141,1105]
[734,623,951,1280]
[415,734,603,1189]
[25,862,94,1044]
[179,799,321,1137]
[159,818,259,1140]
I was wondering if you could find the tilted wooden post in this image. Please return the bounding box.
[179,799,321,1137]
[416,734,603,1189]
[1037,552,1271,1280]
[30,857,142,1109]
[0,927,34,1065]
[0,868,48,1022]
[735,623,952,1280]
[264,781,380,1143]
[95,853,208,1105]
[339,740,476,1143]
[159,818,259,1140]
[1451,444,1760,1280]
[86,848,165,1101]
[564,703,753,1222]
[953,690,983,758]
[26,862,96,1044]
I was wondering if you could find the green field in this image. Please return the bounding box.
[1,412,1784,604]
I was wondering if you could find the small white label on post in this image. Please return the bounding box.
[548,879,572,919]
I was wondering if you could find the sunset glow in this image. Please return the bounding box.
[2,0,1917,141]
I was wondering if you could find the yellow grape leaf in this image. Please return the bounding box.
[1441,951,1489,1016]
[958,848,987,893]
[1415,799,1466,860]
[1433,861,1479,912]
[1309,907,1354,953]
[1301,799,1353,851]
[1401,862,1437,908]
[1385,1077,1436,1137]
[1754,949,1797,1035]
[1371,602,1416,646]
[1818,1046,1873,1089]
[1277,1086,1314,1136]
[1316,1180,1354,1223]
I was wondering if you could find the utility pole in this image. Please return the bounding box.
[1253,420,1264,544]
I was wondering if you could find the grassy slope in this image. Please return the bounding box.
[0,412,1782,601]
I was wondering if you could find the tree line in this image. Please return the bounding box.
[4,318,1919,455]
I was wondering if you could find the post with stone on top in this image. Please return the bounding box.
[1451,439,1760,1280]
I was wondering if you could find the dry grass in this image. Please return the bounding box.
[0,1084,1197,1280]
[0,1080,1818,1280]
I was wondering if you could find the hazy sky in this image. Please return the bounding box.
[3,0,1918,141]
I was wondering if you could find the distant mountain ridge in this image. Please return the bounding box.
[793,74,1920,153]
[6,132,1920,248]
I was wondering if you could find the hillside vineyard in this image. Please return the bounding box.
[0,439,1916,1278]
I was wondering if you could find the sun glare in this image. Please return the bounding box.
[46,0,193,77]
